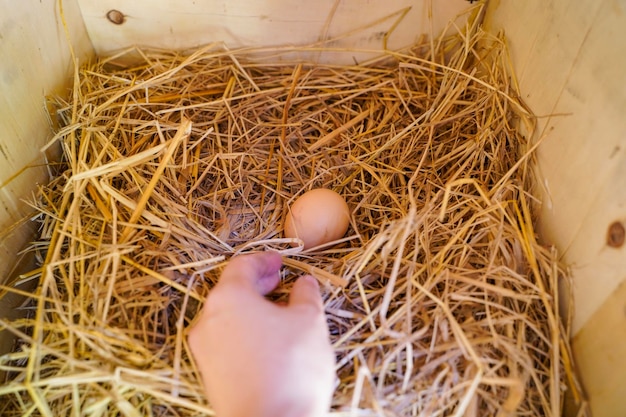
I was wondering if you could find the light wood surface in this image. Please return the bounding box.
[486,1,626,415]
[573,280,626,417]
[77,0,470,63]
[487,0,626,335]
[0,0,94,284]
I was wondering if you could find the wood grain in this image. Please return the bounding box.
[573,279,626,417]
[76,0,470,63]
[487,1,626,415]
[487,0,626,336]
[0,0,94,285]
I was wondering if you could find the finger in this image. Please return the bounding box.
[219,251,283,295]
[288,275,324,312]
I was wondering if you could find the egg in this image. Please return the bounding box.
[284,188,350,249]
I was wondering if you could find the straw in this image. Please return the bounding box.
[0,11,587,417]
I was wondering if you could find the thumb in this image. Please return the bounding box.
[219,251,283,295]
[288,275,324,312]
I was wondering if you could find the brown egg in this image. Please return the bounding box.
[284,188,350,249]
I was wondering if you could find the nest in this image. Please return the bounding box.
[0,13,583,417]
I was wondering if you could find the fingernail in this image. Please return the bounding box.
[302,275,319,287]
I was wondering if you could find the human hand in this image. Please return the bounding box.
[188,252,336,417]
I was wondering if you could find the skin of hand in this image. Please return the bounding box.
[188,251,336,417]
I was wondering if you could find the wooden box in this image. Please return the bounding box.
[1,1,624,415]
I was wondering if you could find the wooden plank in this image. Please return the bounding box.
[573,279,626,417]
[487,1,626,415]
[487,0,626,334]
[76,0,470,63]
[0,0,94,284]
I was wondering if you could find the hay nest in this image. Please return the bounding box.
[1,13,583,417]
